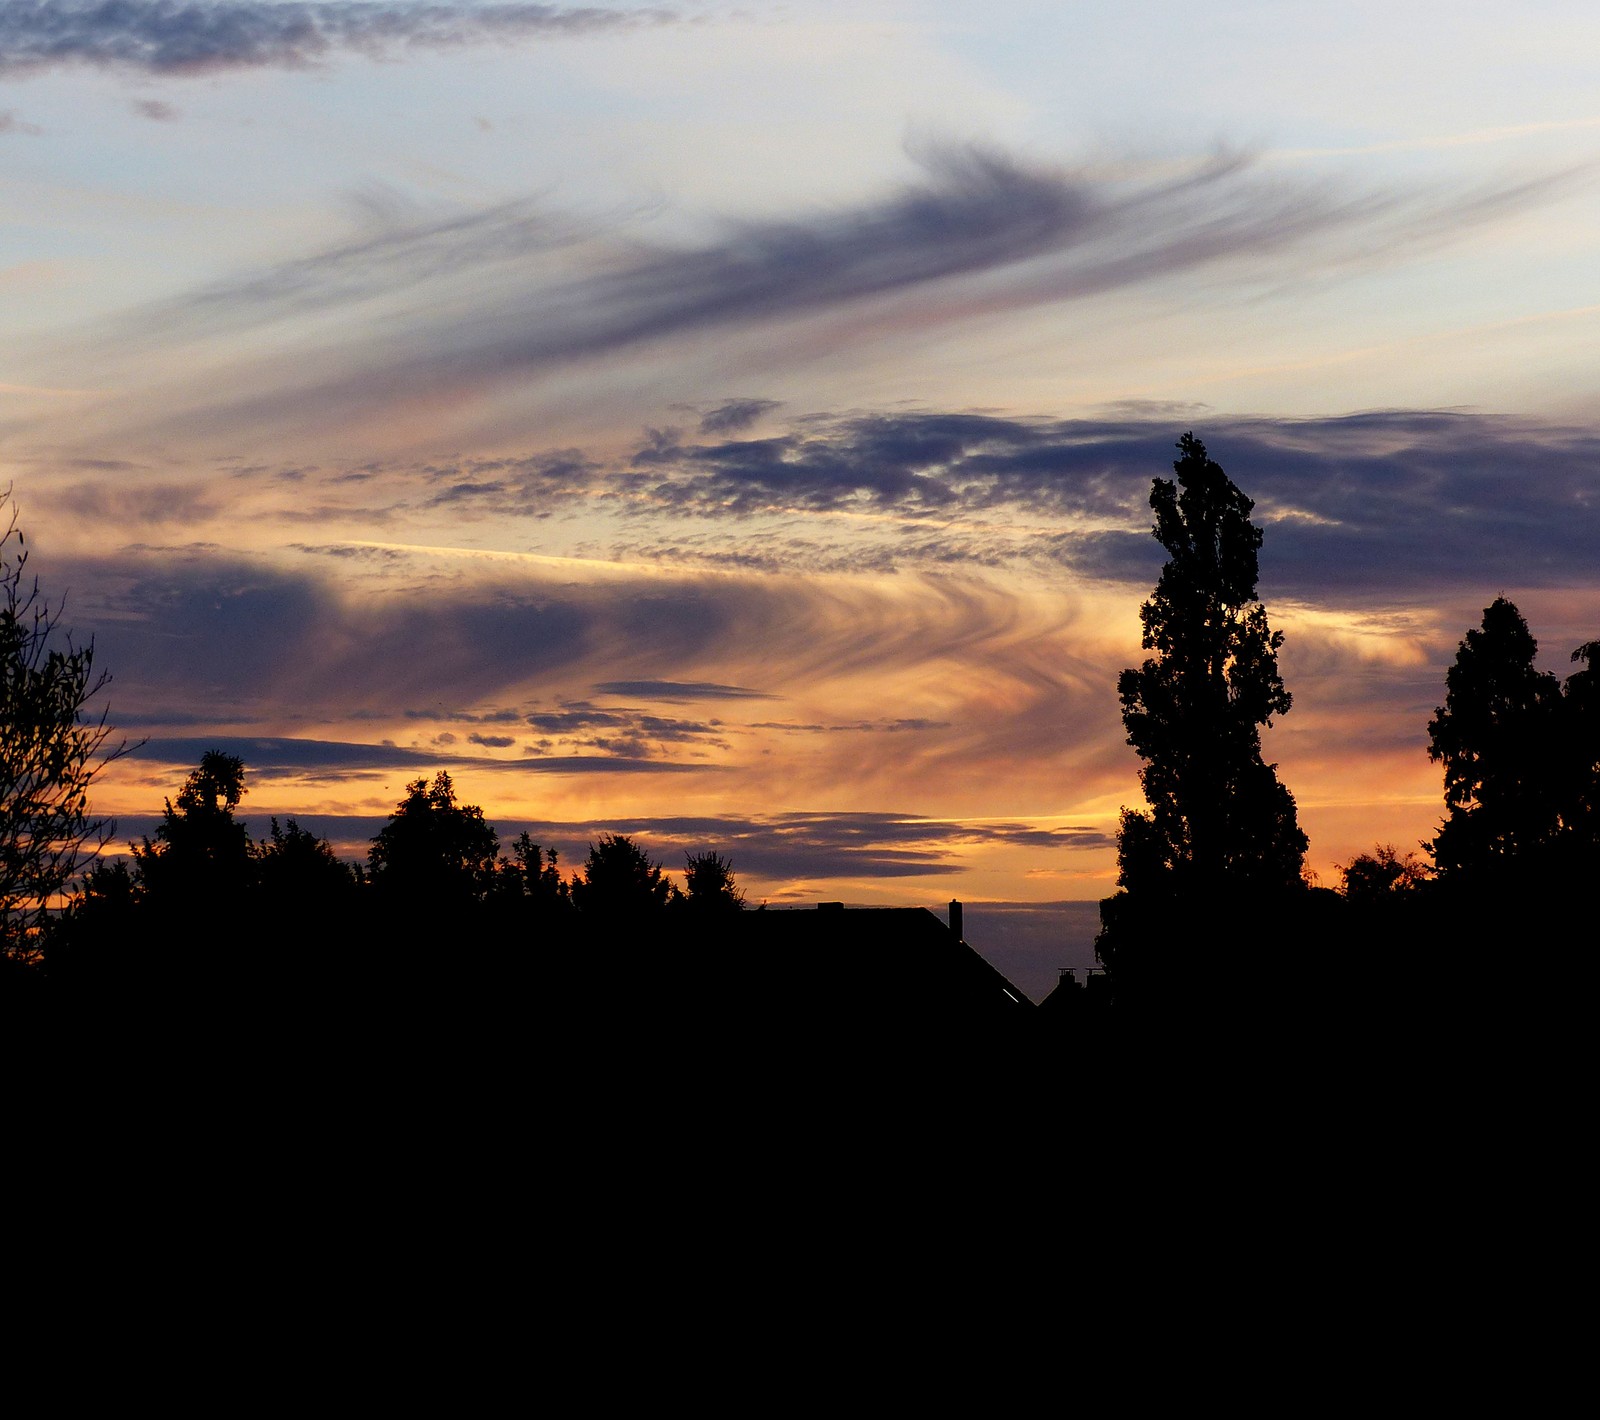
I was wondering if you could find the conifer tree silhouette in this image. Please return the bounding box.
[1427,598,1562,880]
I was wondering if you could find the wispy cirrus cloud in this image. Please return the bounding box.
[56,541,1085,721]
[103,194,598,349]
[47,143,1583,450]
[0,1,677,78]
[46,533,1136,812]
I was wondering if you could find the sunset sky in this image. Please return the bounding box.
[4,2,1598,994]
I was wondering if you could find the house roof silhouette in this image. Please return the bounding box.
[717,905,1032,1019]
[592,903,1035,1037]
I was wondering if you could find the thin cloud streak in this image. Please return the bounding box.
[104,196,603,351]
[126,735,704,775]
[592,680,772,701]
[0,2,677,77]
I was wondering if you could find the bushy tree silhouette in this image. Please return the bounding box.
[679,850,745,916]
[1339,844,1429,900]
[254,816,358,909]
[571,833,672,921]
[1427,598,1562,880]
[369,772,499,910]
[489,831,571,930]
[1,491,127,962]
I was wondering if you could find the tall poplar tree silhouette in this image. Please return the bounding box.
[1099,435,1306,984]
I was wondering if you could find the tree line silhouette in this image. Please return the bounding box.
[35,753,748,1007]
[3,445,1596,1037]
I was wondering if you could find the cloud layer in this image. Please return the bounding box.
[642,409,1600,597]
[0,1,673,77]
[39,402,1600,905]
[111,805,1110,884]
[251,407,1600,599]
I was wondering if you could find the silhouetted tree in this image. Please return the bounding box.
[1097,435,1306,998]
[1427,598,1562,880]
[254,816,358,909]
[1,490,127,962]
[1116,436,1306,893]
[43,856,141,991]
[1560,640,1599,861]
[369,772,499,910]
[679,850,746,916]
[489,832,571,925]
[1339,844,1429,901]
[571,833,673,921]
[132,750,254,912]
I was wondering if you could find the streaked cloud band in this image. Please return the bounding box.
[0,1,675,77]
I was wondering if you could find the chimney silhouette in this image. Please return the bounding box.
[949,899,963,941]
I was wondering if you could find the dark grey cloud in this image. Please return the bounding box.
[476,810,1113,885]
[0,2,676,78]
[1052,411,1600,601]
[289,542,409,563]
[698,398,782,435]
[633,408,1600,599]
[59,551,601,717]
[749,718,951,734]
[400,706,523,724]
[125,735,701,776]
[129,735,450,770]
[91,144,1579,443]
[419,450,597,516]
[591,679,770,701]
[520,705,731,755]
